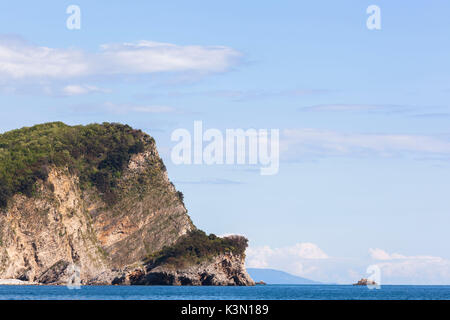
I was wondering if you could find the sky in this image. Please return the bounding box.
[0,1,450,284]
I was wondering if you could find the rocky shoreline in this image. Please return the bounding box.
[0,279,39,285]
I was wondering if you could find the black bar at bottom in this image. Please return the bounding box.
[0,300,447,319]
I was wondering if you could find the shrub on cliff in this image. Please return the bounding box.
[0,122,152,208]
[145,230,248,269]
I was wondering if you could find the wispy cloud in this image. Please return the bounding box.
[369,248,443,261]
[246,243,329,281]
[281,128,450,160]
[299,104,413,114]
[410,113,450,119]
[204,88,327,101]
[174,178,243,185]
[62,84,110,96]
[246,245,450,284]
[247,243,329,267]
[103,102,179,114]
[0,36,241,80]
[299,103,450,120]
[138,88,327,102]
[368,248,450,285]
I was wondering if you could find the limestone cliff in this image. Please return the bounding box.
[110,252,253,286]
[0,122,253,286]
[142,252,253,286]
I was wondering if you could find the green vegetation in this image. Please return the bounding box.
[0,122,151,208]
[145,230,248,269]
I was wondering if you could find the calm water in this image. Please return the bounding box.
[0,285,449,300]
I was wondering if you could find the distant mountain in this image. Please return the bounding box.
[247,268,321,284]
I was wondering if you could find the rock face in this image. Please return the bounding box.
[111,252,254,286]
[353,278,377,286]
[0,123,253,286]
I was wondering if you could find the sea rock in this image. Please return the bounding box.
[113,252,254,286]
[353,278,377,286]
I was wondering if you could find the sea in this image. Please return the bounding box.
[0,284,449,300]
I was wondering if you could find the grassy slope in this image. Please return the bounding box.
[145,230,248,269]
[0,122,149,208]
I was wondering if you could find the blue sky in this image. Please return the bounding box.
[1,1,450,284]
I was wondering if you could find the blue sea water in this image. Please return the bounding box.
[0,285,449,300]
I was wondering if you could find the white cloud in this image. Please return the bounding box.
[62,84,109,96]
[369,248,443,261]
[281,129,450,159]
[303,104,381,112]
[0,38,88,80]
[246,245,450,284]
[98,41,241,75]
[246,243,328,277]
[369,248,394,260]
[0,36,241,81]
[300,104,411,113]
[368,249,450,285]
[200,88,325,101]
[286,243,329,259]
[176,178,243,185]
[126,105,176,114]
[103,102,178,114]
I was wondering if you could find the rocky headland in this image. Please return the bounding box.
[0,122,254,286]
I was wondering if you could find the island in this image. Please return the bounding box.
[353,278,378,286]
[0,122,254,286]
